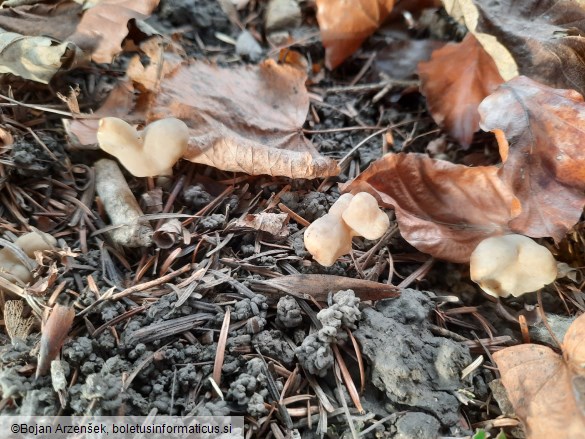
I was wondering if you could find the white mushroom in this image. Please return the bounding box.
[470,234,558,298]
[342,192,390,240]
[97,117,189,177]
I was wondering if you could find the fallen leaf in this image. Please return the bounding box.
[37,303,75,378]
[493,313,585,438]
[316,0,395,69]
[0,0,159,82]
[250,274,400,302]
[68,0,160,63]
[234,213,289,237]
[479,76,585,241]
[0,31,77,83]
[444,0,585,96]
[147,60,339,179]
[341,153,520,263]
[418,33,504,148]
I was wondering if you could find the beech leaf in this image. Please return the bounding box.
[147,60,339,179]
[479,76,585,241]
[444,0,585,96]
[340,153,520,263]
[418,33,504,148]
[316,0,394,69]
[493,313,585,438]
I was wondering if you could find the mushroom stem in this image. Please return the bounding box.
[94,159,153,247]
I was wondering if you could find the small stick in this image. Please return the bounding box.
[94,159,153,248]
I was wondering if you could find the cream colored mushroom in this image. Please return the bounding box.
[342,192,390,240]
[0,231,57,284]
[303,192,390,266]
[470,234,558,298]
[303,213,353,266]
[97,117,189,177]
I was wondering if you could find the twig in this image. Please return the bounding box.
[94,159,153,247]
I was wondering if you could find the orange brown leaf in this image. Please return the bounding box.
[341,153,520,263]
[493,313,585,438]
[479,76,585,241]
[418,33,504,148]
[316,0,394,69]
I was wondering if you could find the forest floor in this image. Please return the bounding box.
[0,1,581,438]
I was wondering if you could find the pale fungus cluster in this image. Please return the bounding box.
[470,234,558,298]
[0,231,57,285]
[304,192,390,266]
[97,117,189,177]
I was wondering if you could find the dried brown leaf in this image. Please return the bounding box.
[418,33,504,148]
[341,153,520,263]
[147,60,339,178]
[316,0,395,69]
[251,274,400,302]
[446,0,585,96]
[234,213,289,237]
[493,313,585,438]
[37,303,75,378]
[479,76,585,241]
[153,219,185,249]
[69,0,159,63]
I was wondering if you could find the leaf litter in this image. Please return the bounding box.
[1,0,585,438]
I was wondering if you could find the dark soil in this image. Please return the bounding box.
[0,1,577,438]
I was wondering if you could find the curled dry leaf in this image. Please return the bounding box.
[493,312,585,438]
[147,60,339,179]
[444,0,585,96]
[316,0,395,69]
[479,76,585,241]
[234,213,289,238]
[341,153,520,263]
[37,303,75,378]
[0,0,159,83]
[153,219,186,249]
[418,33,504,148]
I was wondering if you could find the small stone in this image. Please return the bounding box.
[265,0,301,31]
[395,412,441,439]
[236,31,263,62]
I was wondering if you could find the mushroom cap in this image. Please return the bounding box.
[342,192,390,240]
[304,213,353,266]
[329,193,354,217]
[470,234,558,298]
[97,117,189,177]
[0,231,56,284]
[15,231,57,257]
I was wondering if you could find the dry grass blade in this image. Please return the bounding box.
[37,303,75,378]
[213,307,231,388]
[125,313,212,345]
[332,344,363,413]
[111,263,192,300]
[346,329,365,394]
